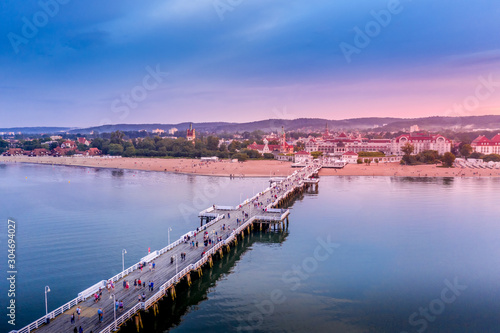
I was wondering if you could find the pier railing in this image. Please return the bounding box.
[12,295,84,333]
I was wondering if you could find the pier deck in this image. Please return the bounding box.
[12,163,322,333]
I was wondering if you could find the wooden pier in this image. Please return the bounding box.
[11,163,322,333]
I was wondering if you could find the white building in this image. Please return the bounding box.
[168,128,178,135]
[471,134,500,155]
[152,128,165,134]
[390,133,451,155]
[341,151,358,164]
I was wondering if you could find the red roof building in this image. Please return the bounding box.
[471,134,500,155]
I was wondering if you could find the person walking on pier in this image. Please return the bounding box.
[71,313,75,324]
[76,307,81,320]
[97,308,103,322]
[138,278,142,288]
[119,300,124,311]
[73,327,78,333]
[134,279,138,289]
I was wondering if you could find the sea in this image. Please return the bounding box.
[1,162,500,333]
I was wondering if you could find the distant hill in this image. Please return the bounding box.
[4,115,500,134]
[71,116,500,134]
[0,127,72,134]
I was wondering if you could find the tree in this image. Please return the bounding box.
[123,146,136,157]
[401,143,415,165]
[110,131,125,145]
[232,153,249,161]
[263,153,274,159]
[108,143,124,156]
[460,144,472,159]
[483,154,500,162]
[228,141,241,152]
[206,136,219,151]
[401,142,414,156]
[442,152,456,167]
[311,151,323,159]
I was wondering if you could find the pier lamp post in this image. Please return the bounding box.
[44,285,50,323]
[122,249,127,272]
[110,294,117,331]
[168,227,172,244]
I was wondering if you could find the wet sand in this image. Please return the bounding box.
[1,156,499,178]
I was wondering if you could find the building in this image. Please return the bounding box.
[471,134,500,155]
[200,156,219,162]
[341,151,359,164]
[61,140,77,149]
[85,148,102,156]
[410,125,420,133]
[390,132,451,155]
[168,128,178,135]
[152,128,165,135]
[186,123,195,142]
[2,148,24,156]
[247,137,294,156]
[77,137,91,146]
[305,130,451,157]
[50,135,62,140]
[294,151,312,164]
[28,148,50,156]
[305,134,392,155]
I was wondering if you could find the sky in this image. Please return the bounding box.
[1,0,500,127]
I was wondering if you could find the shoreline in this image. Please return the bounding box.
[1,156,499,178]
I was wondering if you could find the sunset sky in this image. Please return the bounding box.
[1,0,500,127]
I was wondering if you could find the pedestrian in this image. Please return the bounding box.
[138,294,141,302]
[138,278,142,288]
[71,313,75,324]
[115,300,119,312]
[74,327,78,333]
[79,326,83,333]
[152,262,156,270]
[97,308,103,322]
[143,281,146,288]
[76,307,81,320]
[142,292,146,301]
[134,279,138,289]
[150,281,154,291]
[119,300,124,311]
[123,280,126,289]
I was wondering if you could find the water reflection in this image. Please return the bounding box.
[120,230,288,333]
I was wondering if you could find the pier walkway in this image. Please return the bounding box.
[11,163,322,333]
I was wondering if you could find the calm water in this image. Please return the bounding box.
[1,163,500,333]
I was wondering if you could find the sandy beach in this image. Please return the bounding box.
[1,155,499,178]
